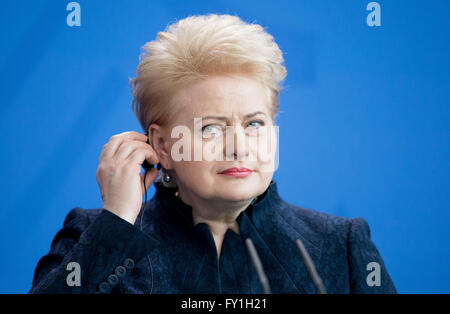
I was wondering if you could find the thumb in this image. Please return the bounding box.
[140,168,159,194]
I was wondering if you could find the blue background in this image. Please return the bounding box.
[1,0,449,293]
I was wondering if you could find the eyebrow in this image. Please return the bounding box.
[199,111,267,122]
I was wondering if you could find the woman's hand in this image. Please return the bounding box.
[96,131,160,224]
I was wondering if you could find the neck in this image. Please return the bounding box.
[189,196,253,233]
[177,190,254,256]
[188,196,253,259]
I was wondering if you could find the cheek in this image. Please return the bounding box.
[199,137,223,162]
[254,128,277,165]
[168,132,206,162]
[189,133,223,161]
[173,160,214,182]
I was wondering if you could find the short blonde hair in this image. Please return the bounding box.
[130,14,287,132]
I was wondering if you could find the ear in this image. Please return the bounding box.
[148,123,173,170]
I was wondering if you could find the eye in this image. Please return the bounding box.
[247,120,264,128]
[245,120,265,134]
[202,124,223,139]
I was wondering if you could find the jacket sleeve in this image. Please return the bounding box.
[29,207,158,294]
[347,217,397,293]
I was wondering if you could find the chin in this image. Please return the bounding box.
[216,182,260,201]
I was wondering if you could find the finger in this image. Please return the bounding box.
[118,131,148,142]
[100,132,148,161]
[128,147,160,167]
[140,168,159,194]
[115,139,156,161]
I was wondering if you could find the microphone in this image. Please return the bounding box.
[295,238,327,294]
[245,238,271,294]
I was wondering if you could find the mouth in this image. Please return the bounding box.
[218,167,253,178]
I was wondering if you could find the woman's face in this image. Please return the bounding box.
[154,74,277,203]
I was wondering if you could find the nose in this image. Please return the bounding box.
[224,125,249,161]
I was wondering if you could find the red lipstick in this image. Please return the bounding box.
[219,167,253,178]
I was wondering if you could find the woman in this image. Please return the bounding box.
[30,14,396,294]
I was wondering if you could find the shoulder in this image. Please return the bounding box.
[62,207,103,227]
[276,199,365,241]
[45,207,104,252]
[276,201,398,293]
[275,199,374,263]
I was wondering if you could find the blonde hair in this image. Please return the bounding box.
[130,14,287,133]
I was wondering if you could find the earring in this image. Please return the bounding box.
[160,168,178,188]
[163,173,172,183]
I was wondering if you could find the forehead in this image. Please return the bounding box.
[173,75,271,118]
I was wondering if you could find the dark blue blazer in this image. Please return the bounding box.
[29,180,396,294]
